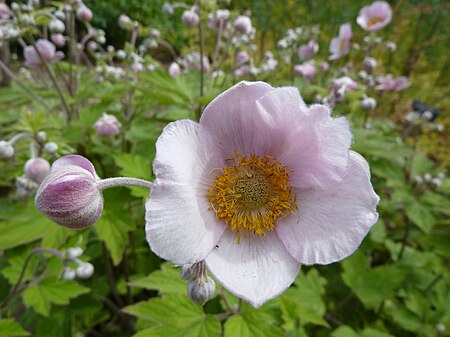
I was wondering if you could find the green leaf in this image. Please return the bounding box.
[130,263,186,295]
[123,295,221,337]
[113,152,153,198]
[361,328,396,337]
[224,306,283,337]
[341,252,407,308]
[95,208,131,266]
[405,202,437,233]
[0,319,30,337]
[331,326,358,337]
[22,276,89,316]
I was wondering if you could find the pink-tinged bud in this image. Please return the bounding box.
[234,65,250,77]
[94,113,121,137]
[0,3,10,20]
[0,141,14,159]
[162,3,174,15]
[77,6,93,22]
[24,39,64,68]
[87,41,98,51]
[51,34,66,48]
[293,61,316,80]
[233,15,252,35]
[168,62,181,77]
[131,62,144,73]
[25,158,50,184]
[118,14,133,30]
[235,51,249,65]
[35,155,103,229]
[319,61,329,71]
[182,10,199,28]
[362,57,377,72]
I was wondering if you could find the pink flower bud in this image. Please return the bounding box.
[0,3,10,20]
[118,14,133,30]
[87,41,98,51]
[233,15,252,35]
[132,62,144,72]
[235,51,249,65]
[182,10,199,28]
[25,158,50,184]
[51,34,66,48]
[24,39,64,68]
[319,61,329,71]
[94,113,121,137]
[168,62,181,77]
[35,155,103,229]
[77,6,93,22]
[162,3,174,15]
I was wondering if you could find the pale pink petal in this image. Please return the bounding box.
[51,155,96,177]
[200,81,274,157]
[146,120,226,265]
[277,151,379,265]
[255,93,352,189]
[205,230,300,307]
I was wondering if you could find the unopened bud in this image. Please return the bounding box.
[44,142,58,154]
[180,264,198,280]
[361,97,377,111]
[233,16,252,35]
[386,41,397,52]
[24,158,51,184]
[66,247,84,259]
[51,34,66,48]
[49,19,65,33]
[77,6,93,22]
[118,14,133,30]
[182,10,199,28]
[35,155,104,229]
[116,49,126,60]
[94,113,121,137]
[0,141,14,159]
[362,57,377,72]
[168,62,181,77]
[36,131,48,143]
[187,276,215,305]
[76,262,94,279]
[162,3,174,15]
[62,267,76,280]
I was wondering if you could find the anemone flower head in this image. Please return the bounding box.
[357,1,392,31]
[145,81,379,307]
[329,23,352,60]
[299,40,319,60]
[24,39,64,68]
[376,75,409,91]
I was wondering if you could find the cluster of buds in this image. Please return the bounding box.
[180,261,215,306]
[62,247,95,280]
[414,172,445,188]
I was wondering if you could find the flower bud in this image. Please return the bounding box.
[44,142,58,153]
[362,57,377,73]
[150,29,160,39]
[236,51,249,65]
[118,14,133,30]
[36,131,48,142]
[24,158,50,184]
[62,267,76,280]
[66,247,84,259]
[182,10,199,28]
[180,264,198,280]
[162,3,174,15]
[233,15,252,35]
[361,97,377,111]
[386,41,396,52]
[0,3,11,20]
[0,141,14,159]
[168,62,181,77]
[76,262,94,279]
[49,19,65,33]
[132,62,144,72]
[77,6,93,22]
[54,9,65,21]
[35,155,104,229]
[187,276,215,305]
[94,113,121,137]
[319,62,329,72]
[51,34,66,48]
[116,49,126,60]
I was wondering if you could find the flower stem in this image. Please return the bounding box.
[196,0,205,120]
[97,177,153,191]
[8,132,33,145]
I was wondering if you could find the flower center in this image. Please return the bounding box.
[367,16,384,27]
[208,153,297,238]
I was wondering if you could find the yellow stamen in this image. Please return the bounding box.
[208,152,297,238]
[367,17,384,27]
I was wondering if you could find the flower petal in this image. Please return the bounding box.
[255,94,352,188]
[51,155,97,177]
[200,81,274,157]
[277,151,379,265]
[146,120,226,265]
[205,230,300,307]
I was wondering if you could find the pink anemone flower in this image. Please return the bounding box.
[24,39,64,68]
[329,23,352,60]
[376,75,409,91]
[145,81,379,307]
[357,1,392,31]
